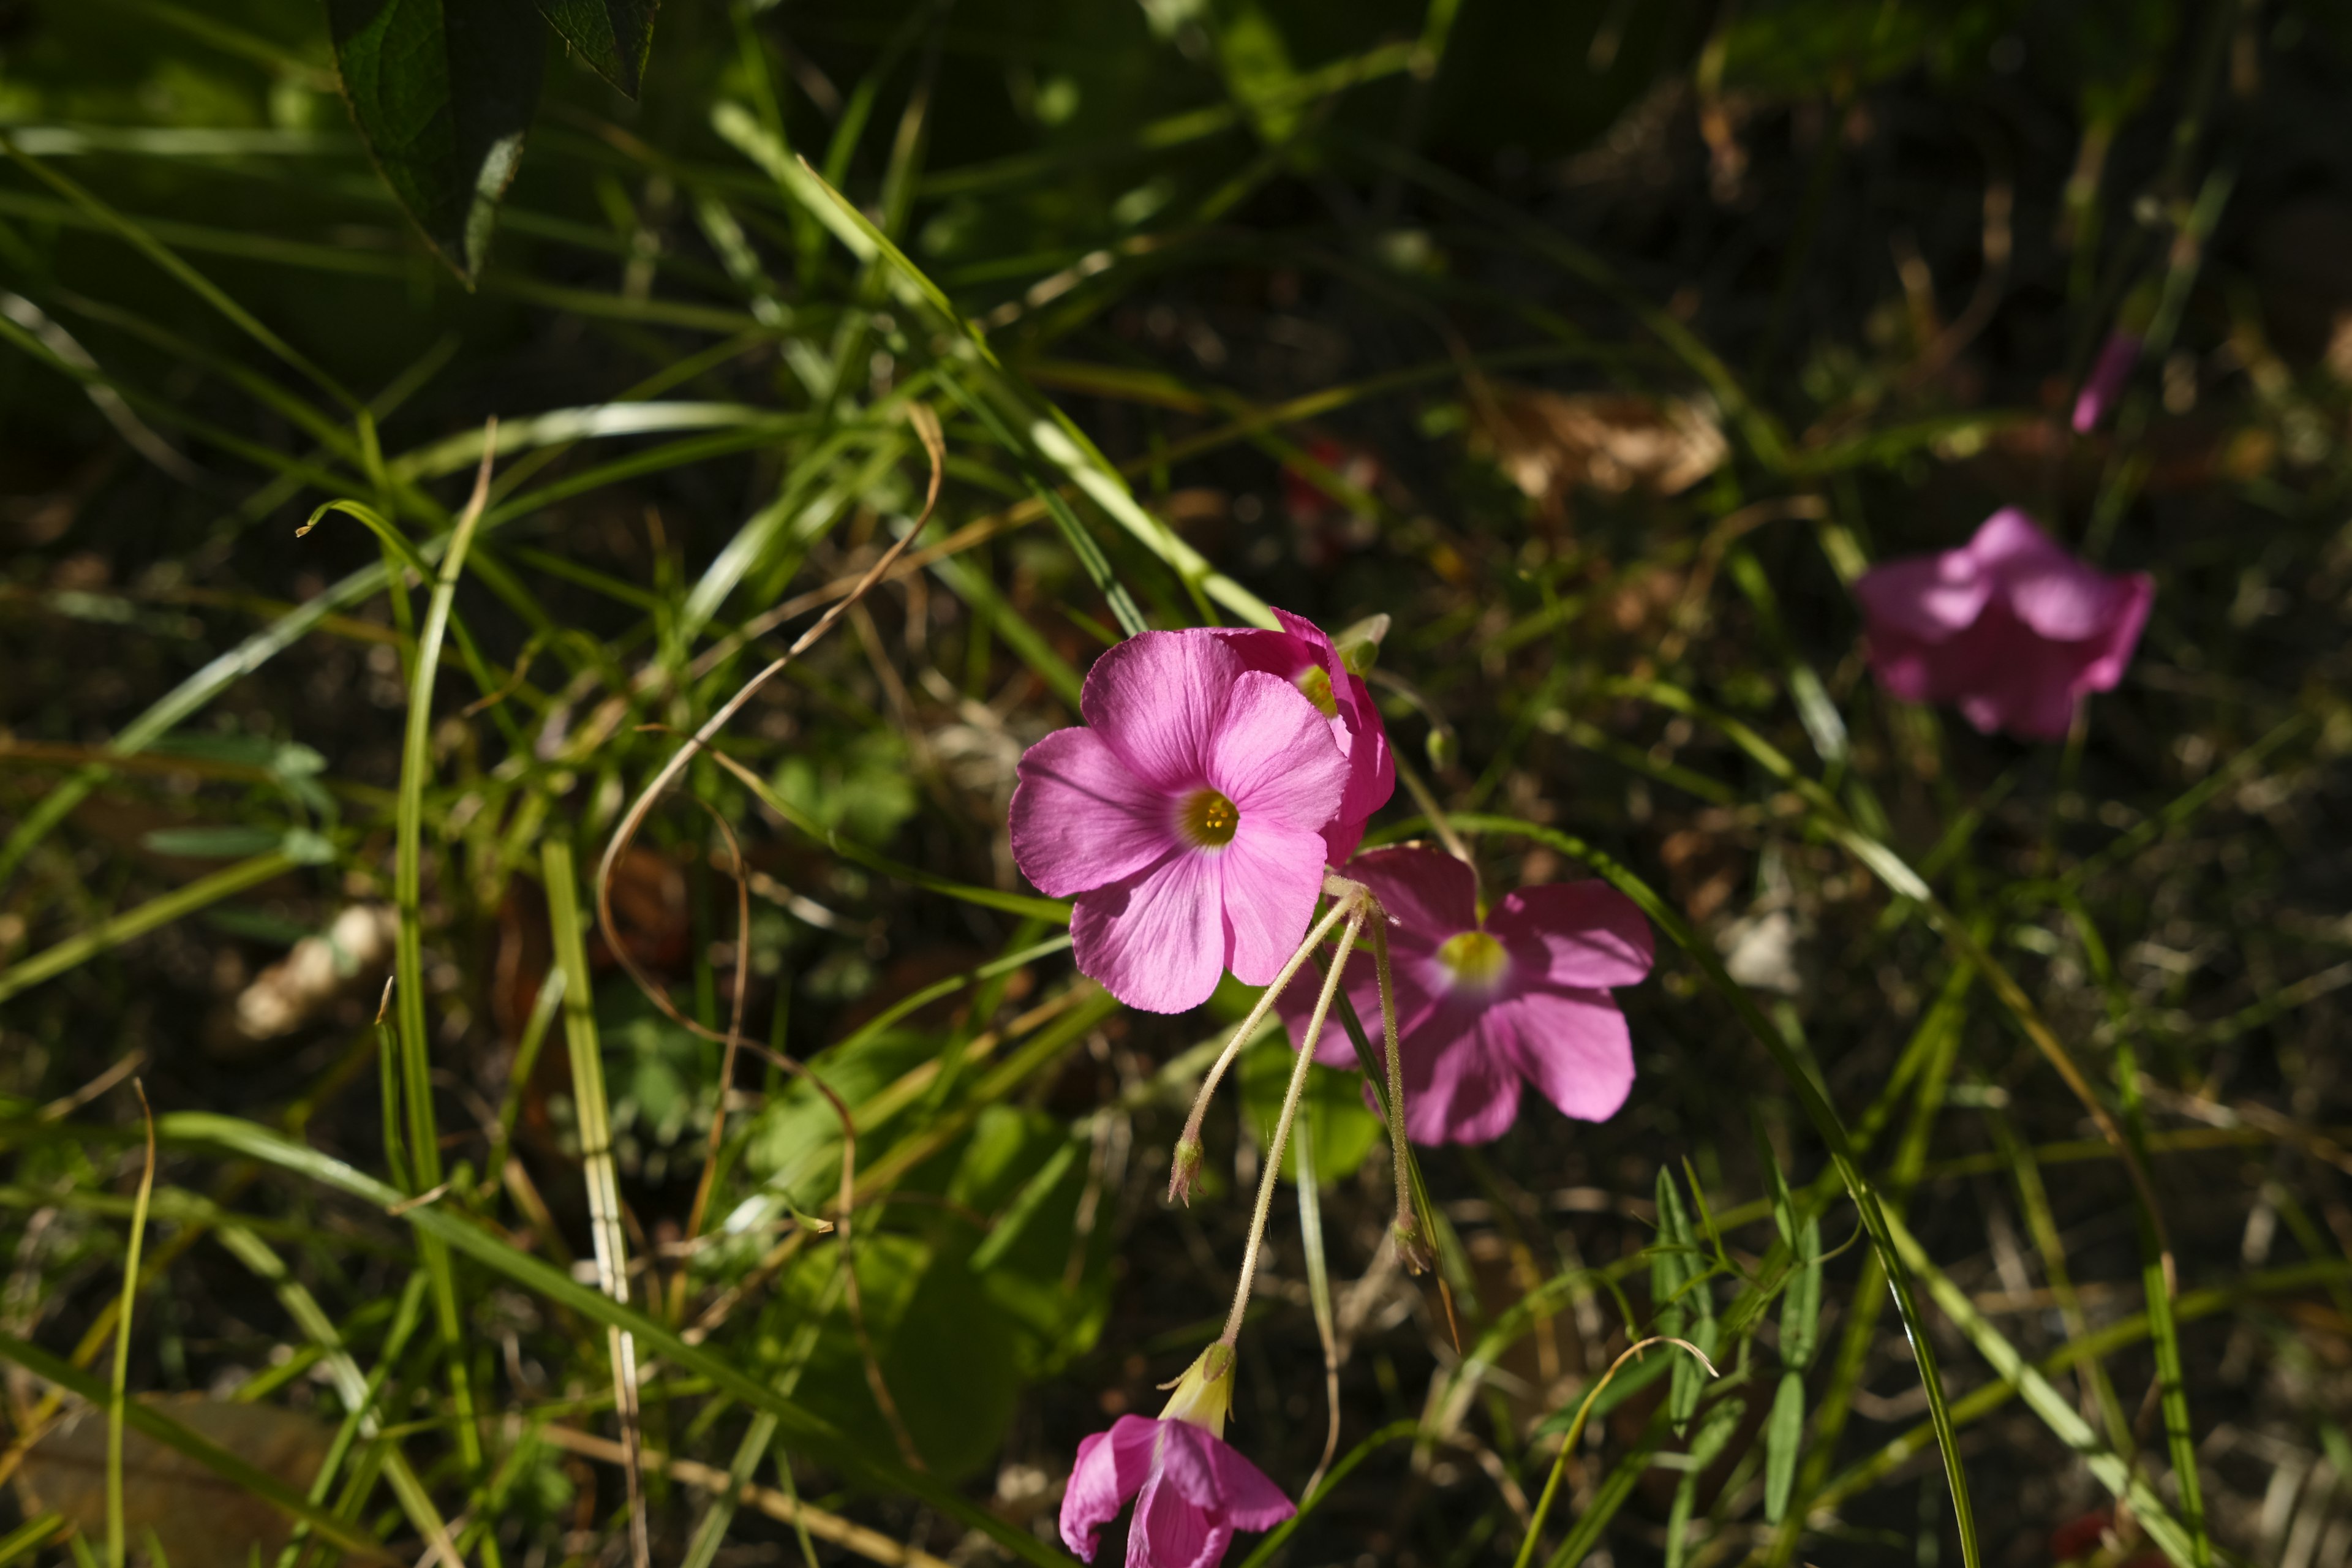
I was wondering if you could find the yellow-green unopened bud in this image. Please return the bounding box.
[1158,1343,1237,1438]
[1167,1136,1205,1205]
[1331,612,1390,676]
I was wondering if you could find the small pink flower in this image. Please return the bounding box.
[1011,629,1349,1014]
[1284,847,1653,1145]
[1217,609,1394,863]
[1059,1415,1295,1568]
[2070,331,2141,434]
[1855,508,2153,742]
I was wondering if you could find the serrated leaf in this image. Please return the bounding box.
[1765,1370,1805,1525]
[328,0,547,282]
[533,0,658,98]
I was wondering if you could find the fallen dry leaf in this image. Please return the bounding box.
[15,1397,334,1568]
[1473,384,1728,522]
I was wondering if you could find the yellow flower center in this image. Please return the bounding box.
[1436,929,1509,989]
[1295,664,1340,718]
[1178,788,1240,848]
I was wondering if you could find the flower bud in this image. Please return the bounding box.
[1156,1342,1237,1439]
[1330,613,1390,676]
[1167,1136,1205,1205]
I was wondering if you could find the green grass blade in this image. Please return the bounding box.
[1443,813,1980,1568]
[151,1112,1076,1566]
[0,852,297,1006]
[0,1332,397,1564]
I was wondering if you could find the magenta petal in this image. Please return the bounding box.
[1208,672,1348,834]
[1082,631,1242,791]
[1487,882,1654,989]
[1854,551,1991,644]
[1348,846,1478,946]
[1493,986,1634,1123]
[1073,850,1224,1014]
[1197,1433,1297,1532]
[1860,620,1944,703]
[1012,728,1182,897]
[1062,1417,1163,1562]
[1129,1459,1223,1568]
[1218,821,1330,987]
[2071,331,2141,434]
[2076,571,2153,693]
[1333,669,1396,826]
[1397,1001,1520,1145]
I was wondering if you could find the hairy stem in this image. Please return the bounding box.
[1221,905,1363,1346]
[1169,884,1361,1199]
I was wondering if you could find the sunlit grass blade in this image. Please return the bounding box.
[0,851,298,1006]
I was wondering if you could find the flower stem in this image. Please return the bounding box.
[1221,903,1364,1346]
[1168,882,1363,1201]
[1370,916,1427,1270]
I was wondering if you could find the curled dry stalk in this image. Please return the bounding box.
[591,402,948,1484]
[1511,1335,1719,1568]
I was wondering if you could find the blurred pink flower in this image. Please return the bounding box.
[1855,508,2153,742]
[1283,846,1652,1145]
[2070,331,2141,434]
[1217,609,1394,862]
[1059,1415,1294,1568]
[1011,628,1348,1013]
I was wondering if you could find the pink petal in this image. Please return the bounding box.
[2071,332,2141,434]
[1062,1417,1163,1562]
[1347,846,1477,947]
[1207,672,1348,834]
[1854,551,1992,644]
[1973,511,2136,643]
[1944,605,2095,741]
[1319,817,1366,866]
[1276,944,1440,1067]
[1221,614,1393,842]
[1082,631,1242,791]
[1492,986,1634,1122]
[1073,850,1225,1014]
[1333,669,1396,828]
[1397,1001,1522,1145]
[2075,571,2152,694]
[1129,1461,1223,1568]
[1486,882,1654,989]
[1198,1432,1297,1532]
[1218,821,1331,987]
[1012,728,1181,897]
[1860,619,1945,704]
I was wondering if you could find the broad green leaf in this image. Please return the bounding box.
[532,0,658,97]
[759,1235,1019,1482]
[949,1107,1116,1376]
[328,0,548,282]
[1764,1370,1804,1524]
[1242,1030,1382,1185]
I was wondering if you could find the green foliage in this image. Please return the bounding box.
[325,0,547,281]
[769,729,921,849]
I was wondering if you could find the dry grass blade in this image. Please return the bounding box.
[534,1424,951,1568]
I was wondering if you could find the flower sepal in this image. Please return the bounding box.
[1157,1343,1237,1439]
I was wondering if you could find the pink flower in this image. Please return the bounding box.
[1216,609,1394,863]
[1060,1415,1294,1567]
[1284,846,1652,1145]
[1011,629,1349,1013]
[1855,508,2154,742]
[2070,331,2141,434]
